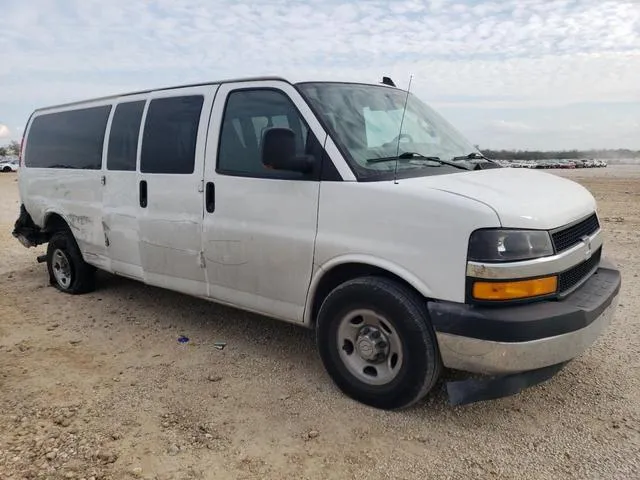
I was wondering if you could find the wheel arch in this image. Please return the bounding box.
[304,255,434,327]
[43,211,71,235]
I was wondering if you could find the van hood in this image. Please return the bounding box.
[405,168,597,229]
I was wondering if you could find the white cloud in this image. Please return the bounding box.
[489,120,536,133]
[0,124,10,139]
[0,0,638,149]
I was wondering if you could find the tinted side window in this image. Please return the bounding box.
[25,105,112,169]
[218,89,317,179]
[140,96,204,174]
[107,101,145,171]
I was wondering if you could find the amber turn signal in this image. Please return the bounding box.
[472,276,558,301]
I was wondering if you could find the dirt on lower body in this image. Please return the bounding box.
[0,168,639,480]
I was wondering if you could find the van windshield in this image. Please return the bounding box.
[297,82,481,181]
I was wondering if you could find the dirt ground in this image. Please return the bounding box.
[0,166,638,480]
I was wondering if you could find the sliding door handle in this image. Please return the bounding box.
[205,182,215,213]
[139,180,148,208]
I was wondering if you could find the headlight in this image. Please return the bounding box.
[468,229,554,262]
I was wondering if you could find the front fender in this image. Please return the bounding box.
[303,253,435,326]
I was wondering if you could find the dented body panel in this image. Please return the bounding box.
[135,85,218,298]
[19,166,109,268]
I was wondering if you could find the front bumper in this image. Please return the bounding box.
[428,257,621,375]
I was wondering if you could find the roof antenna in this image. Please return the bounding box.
[381,76,396,87]
[393,74,413,185]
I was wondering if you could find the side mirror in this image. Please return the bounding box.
[261,127,314,174]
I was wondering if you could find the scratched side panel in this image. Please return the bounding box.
[137,174,207,296]
[21,168,108,268]
[18,98,114,270]
[102,170,143,279]
[135,85,217,298]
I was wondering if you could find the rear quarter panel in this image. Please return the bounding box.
[19,100,112,268]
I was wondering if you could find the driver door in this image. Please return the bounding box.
[202,80,328,323]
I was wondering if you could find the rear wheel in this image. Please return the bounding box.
[46,229,96,294]
[2,167,11,172]
[316,276,442,410]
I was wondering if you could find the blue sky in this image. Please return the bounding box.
[0,0,638,150]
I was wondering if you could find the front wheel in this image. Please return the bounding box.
[46,230,96,294]
[316,276,442,410]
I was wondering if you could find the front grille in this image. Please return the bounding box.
[558,247,601,293]
[551,213,600,253]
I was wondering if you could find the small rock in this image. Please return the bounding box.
[279,395,290,401]
[111,432,122,440]
[55,417,71,428]
[69,339,82,345]
[97,450,118,463]
[45,451,57,460]
[168,444,180,456]
[131,467,143,477]
[47,324,60,331]
[303,430,319,440]
[207,375,223,382]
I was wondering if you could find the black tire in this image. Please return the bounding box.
[46,229,96,294]
[2,167,11,172]
[316,276,442,410]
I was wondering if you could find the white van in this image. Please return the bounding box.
[12,76,621,409]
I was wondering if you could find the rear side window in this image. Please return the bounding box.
[25,105,112,169]
[107,101,145,171]
[140,96,204,174]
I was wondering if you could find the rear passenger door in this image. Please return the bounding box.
[103,97,146,280]
[137,86,217,297]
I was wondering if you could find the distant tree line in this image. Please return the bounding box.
[0,140,20,157]
[480,148,640,160]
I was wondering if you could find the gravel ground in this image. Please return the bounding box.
[0,166,638,480]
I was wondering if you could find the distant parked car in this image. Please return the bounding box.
[0,158,19,172]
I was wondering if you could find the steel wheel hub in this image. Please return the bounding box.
[337,309,404,386]
[52,249,72,289]
[355,326,389,363]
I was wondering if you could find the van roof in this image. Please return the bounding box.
[32,76,400,113]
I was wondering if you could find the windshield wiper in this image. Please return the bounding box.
[451,152,487,161]
[367,152,471,170]
[451,152,502,169]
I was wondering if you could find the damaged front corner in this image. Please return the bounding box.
[445,362,569,406]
